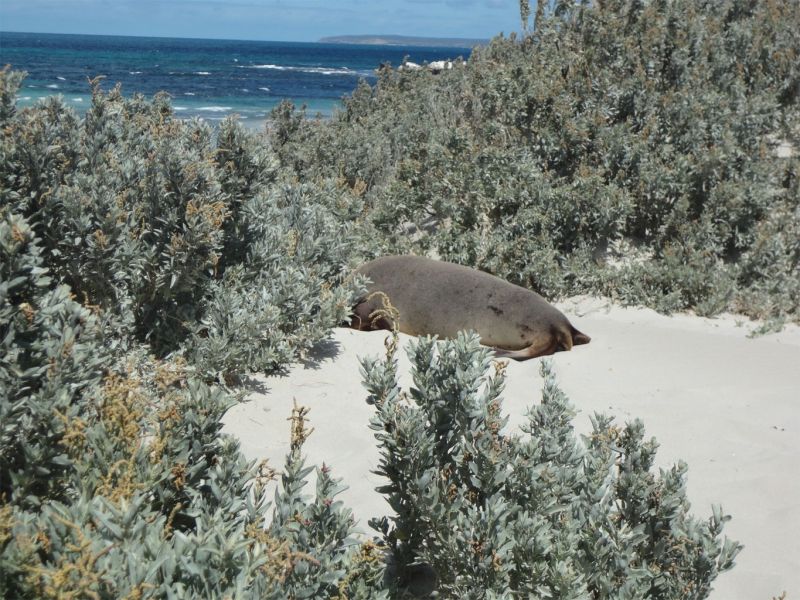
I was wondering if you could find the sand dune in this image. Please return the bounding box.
[222,297,800,599]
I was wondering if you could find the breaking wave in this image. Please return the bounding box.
[240,64,368,77]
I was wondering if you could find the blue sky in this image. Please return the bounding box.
[0,0,521,42]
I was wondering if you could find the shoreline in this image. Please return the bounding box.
[12,91,339,130]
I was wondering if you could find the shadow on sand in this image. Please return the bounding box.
[299,337,343,370]
[236,374,272,395]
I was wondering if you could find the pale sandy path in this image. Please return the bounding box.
[222,298,800,599]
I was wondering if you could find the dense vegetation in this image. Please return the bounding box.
[275,0,799,324]
[2,0,796,596]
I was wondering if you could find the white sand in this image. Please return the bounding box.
[222,297,800,599]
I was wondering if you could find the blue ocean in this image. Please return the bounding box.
[0,31,473,124]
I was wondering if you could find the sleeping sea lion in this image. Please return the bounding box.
[350,255,590,360]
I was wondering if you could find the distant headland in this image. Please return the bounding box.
[318,34,489,48]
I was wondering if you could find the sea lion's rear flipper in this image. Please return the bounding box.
[492,337,557,361]
[571,326,591,346]
[492,323,590,361]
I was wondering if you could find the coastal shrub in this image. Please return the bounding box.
[361,333,742,597]
[1,375,383,598]
[0,225,741,598]
[0,75,385,597]
[1,260,742,600]
[0,215,383,597]
[186,182,365,378]
[0,216,740,598]
[0,212,109,507]
[2,4,773,595]
[0,71,364,378]
[272,0,800,322]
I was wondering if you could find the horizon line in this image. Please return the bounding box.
[0,29,496,47]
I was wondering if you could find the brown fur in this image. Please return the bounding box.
[350,255,590,360]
